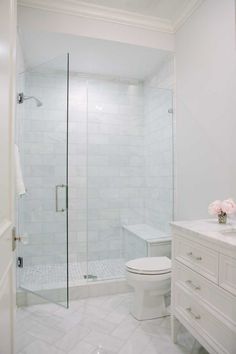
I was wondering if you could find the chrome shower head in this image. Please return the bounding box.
[17,92,43,107]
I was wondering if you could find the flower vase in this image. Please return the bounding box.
[218,212,227,224]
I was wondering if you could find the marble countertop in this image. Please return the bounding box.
[171,218,236,250]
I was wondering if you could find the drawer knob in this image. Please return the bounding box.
[187,252,202,261]
[186,280,201,291]
[186,307,201,320]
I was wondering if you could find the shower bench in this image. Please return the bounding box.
[123,224,171,261]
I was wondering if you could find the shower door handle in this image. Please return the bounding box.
[55,184,67,212]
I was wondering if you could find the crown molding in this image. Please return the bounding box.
[173,0,205,32]
[18,0,205,34]
[18,0,173,33]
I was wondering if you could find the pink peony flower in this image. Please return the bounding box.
[208,198,236,216]
[208,200,222,215]
[221,198,236,215]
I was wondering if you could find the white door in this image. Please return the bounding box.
[0,0,17,353]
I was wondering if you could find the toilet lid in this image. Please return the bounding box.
[125,257,171,275]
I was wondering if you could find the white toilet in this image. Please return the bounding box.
[125,256,171,320]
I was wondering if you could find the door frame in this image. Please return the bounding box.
[0,0,17,353]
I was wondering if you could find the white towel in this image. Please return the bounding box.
[15,144,26,196]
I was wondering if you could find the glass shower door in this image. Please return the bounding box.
[16,54,69,307]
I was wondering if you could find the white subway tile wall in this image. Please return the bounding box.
[123,229,147,262]
[69,75,88,265]
[87,78,145,268]
[144,84,173,233]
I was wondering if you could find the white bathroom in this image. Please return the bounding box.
[0,1,236,354]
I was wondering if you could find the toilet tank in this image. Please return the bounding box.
[123,224,172,261]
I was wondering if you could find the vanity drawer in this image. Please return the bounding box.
[174,261,236,325]
[174,284,236,354]
[174,236,218,283]
[219,254,236,296]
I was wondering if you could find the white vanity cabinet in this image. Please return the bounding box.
[171,220,236,354]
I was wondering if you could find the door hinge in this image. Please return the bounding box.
[17,257,23,268]
[12,226,22,251]
[12,226,16,251]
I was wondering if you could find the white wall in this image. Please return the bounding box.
[175,0,236,220]
[16,34,25,74]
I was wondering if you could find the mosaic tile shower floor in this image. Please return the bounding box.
[19,258,125,290]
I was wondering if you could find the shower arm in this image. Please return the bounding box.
[17,92,43,107]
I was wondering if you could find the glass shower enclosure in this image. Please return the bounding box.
[16,54,69,307]
[16,53,174,308]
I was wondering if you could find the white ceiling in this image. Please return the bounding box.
[79,0,189,22]
[20,30,172,80]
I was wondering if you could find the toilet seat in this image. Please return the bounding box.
[125,257,171,275]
